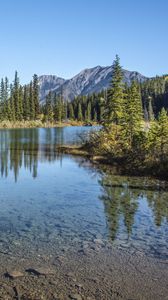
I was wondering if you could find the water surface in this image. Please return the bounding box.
[0,127,167,260]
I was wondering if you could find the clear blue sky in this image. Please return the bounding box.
[0,0,167,83]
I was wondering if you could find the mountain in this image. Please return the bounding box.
[39,65,147,102]
[38,75,66,102]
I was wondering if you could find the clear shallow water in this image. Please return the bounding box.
[0,127,167,259]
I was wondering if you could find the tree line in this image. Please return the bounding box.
[42,74,168,123]
[0,72,39,122]
[0,68,168,124]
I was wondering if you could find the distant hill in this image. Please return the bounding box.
[39,65,147,102]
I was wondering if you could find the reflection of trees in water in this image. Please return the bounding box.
[99,173,168,241]
[100,177,139,240]
[0,128,64,181]
[147,191,168,226]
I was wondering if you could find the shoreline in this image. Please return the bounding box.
[0,239,168,299]
[58,144,168,186]
[0,121,98,129]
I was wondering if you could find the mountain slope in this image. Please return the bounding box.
[39,75,66,102]
[39,65,147,102]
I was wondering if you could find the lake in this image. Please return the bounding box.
[0,127,168,300]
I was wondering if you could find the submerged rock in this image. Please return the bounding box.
[93,239,104,246]
[26,267,55,276]
[69,294,83,300]
[5,270,24,279]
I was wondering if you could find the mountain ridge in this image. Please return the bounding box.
[39,65,148,102]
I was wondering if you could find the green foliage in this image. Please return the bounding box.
[0,72,40,122]
[122,81,143,150]
[33,74,40,119]
[104,55,124,125]
[147,108,168,163]
[84,57,168,179]
[45,92,53,122]
[69,103,75,120]
[77,103,83,121]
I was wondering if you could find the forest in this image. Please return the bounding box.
[0,67,168,125]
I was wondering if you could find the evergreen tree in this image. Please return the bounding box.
[148,108,168,162]
[93,108,97,122]
[53,95,62,122]
[18,86,23,120]
[45,92,53,122]
[148,96,154,121]
[123,81,143,148]
[23,85,30,120]
[29,81,35,120]
[86,101,91,121]
[13,71,22,121]
[33,74,40,119]
[4,77,9,119]
[69,103,75,120]
[104,55,124,125]
[9,84,15,121]
[77,103,83,121]
[0,79,5,120]
[62,100,67,120]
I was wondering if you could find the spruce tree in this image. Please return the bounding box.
[4,77,9,119]
[45,92,53,122]
[77,103,83,121]
[9,84,15,121]
[13,71,21,121]
[29,81,35,120]
[53,95,62,122]
[148,96,154,121]
[123,81,143,148]
[86,101,91,121]
[18,86,23,120]
[33,74,39,119]
[104,55,124,125]
[23,85,30,120]
[0,79,5,120]
[69,103,75,120]
[148,108,168,162]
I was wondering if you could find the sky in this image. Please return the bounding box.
[0,0,167,83]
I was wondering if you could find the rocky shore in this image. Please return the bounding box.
[0,239,168,299]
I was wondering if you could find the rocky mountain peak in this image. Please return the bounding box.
[38,65,147,102]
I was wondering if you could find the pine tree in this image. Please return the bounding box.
[86,101,91,121]
[0,79,5,120]
[148,96,154,121]
[77,103,83,121]
[23,85,30,120]
[18,86,23,120]
[69,103,75,120]
[123,81,143,148]
[33,74,39,119]
[93,108,97,122]
[62,100,67,120]
[9,84,15,121]
[45,92,53,122]
[147,108,168,163]
[29,81,35,120]
[53,95,62,122]
[13,71,22,121]
[4,77,9,119]
[104,55,124,125]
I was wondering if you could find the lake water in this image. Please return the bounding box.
[0,127,167,261]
